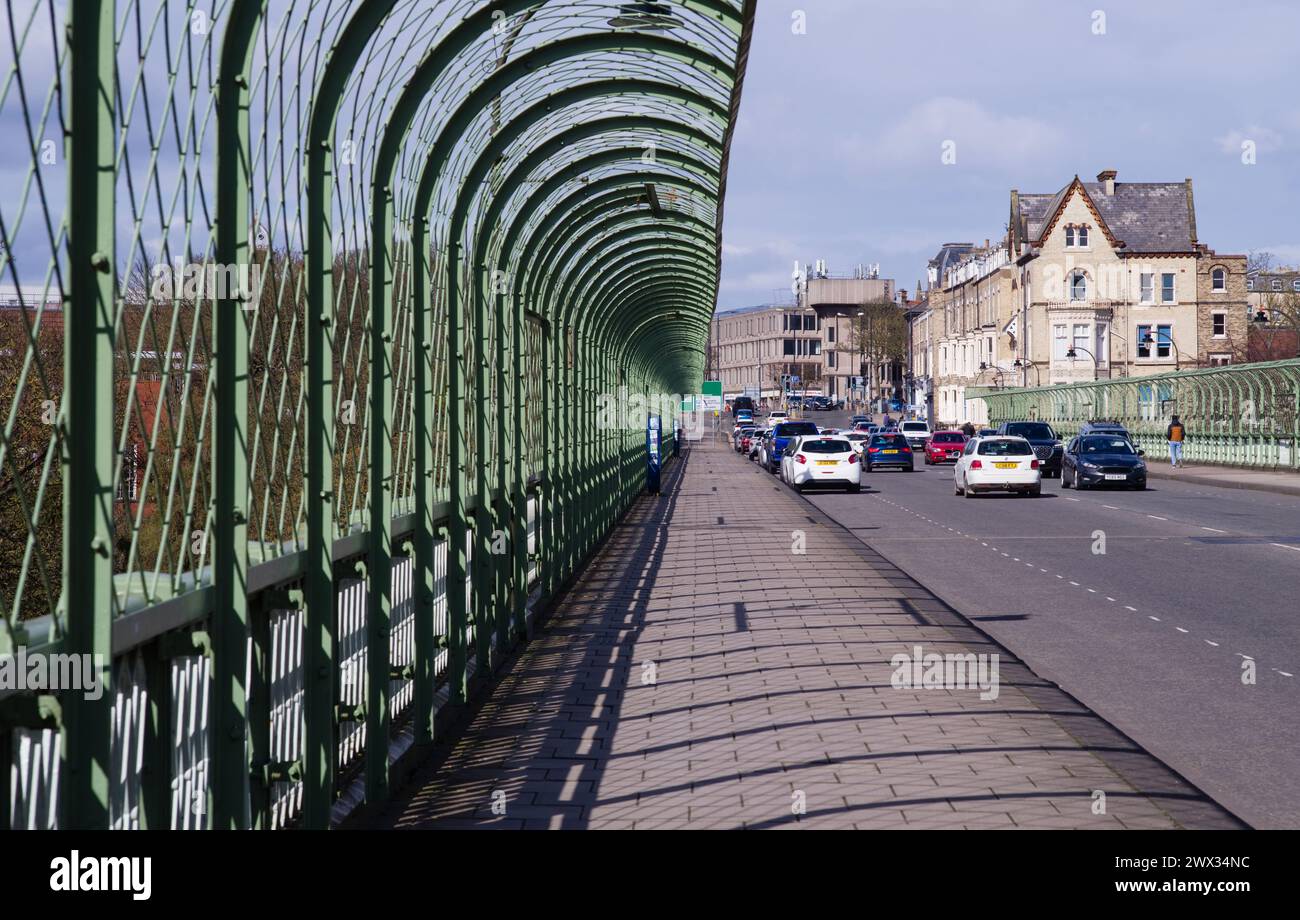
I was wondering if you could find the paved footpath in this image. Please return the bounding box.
[373,437,1242,829]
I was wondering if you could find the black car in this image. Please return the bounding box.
[1062,435,1148,490]
[996,421,1063,477]
[862,433,914,472]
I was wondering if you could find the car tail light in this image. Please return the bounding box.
[970,460,983,469]
[868,447,880,453]
[1031,459,1040,470]
[796,454,807,464]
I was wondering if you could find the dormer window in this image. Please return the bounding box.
[1272,279,1283,291]
[1211,268,1226,292]
[1065,225,1089,248]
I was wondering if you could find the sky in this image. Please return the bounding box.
[716,0,1300,311]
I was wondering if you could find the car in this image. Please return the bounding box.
[734,426,756,452]
[1062,435,1147,490]
[996,421,1064,478]
[1079,420,1132,442]
[747,428,767,460]
[954,436,1041,497]
[977,428,998,438]
[861,433,914,472]
[924,430,967,465]
[731,396,756,416]
[735,410,755,426]
[764,420,821,472]
[899,420,932,451]
[849,415,871,427]
[841,432,870,456]
[780,436,862,493]
[768,411,790,424]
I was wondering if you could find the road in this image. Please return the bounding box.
[734,411,1300,828]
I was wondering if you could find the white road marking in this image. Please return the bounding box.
[1106,597,1116,602]
[1270,543,1300,553]
[1125,606,1138,612]
[1205,640,1219,647]
[1176,627,1189,634]
[1087,588,1097,594]
[1069,581,1080,586]
[1103,505,1119,510]
[1147,515,1168,521]
[1201,527,1227,534]
[1064,497,1081,502]
[1149,616,1161,622]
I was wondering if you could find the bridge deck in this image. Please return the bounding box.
[372,438,1239,830]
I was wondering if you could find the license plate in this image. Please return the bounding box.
[995,462,1018,469]
[947,452,959,458]
[816,460,837,466]
[1105,474,1127,481]
[883,450,899,454]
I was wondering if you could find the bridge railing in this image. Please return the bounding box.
[1,0,750,828]
[971,359,1300,469]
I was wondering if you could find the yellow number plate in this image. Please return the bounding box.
[816,460,837,466]
[995,462,1018,469]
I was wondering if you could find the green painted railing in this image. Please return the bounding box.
[971,360,1300,469]
[0,0,752,829]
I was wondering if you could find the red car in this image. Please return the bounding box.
[924,430,968,465]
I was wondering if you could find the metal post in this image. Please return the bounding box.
[62,0,115,830]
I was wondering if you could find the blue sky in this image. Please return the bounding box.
[717,0,1300,310]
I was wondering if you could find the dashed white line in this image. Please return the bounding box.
[1149,616,1162,622]
[1125,605,1138,612]
[1147,515,1168,521]
[1069,581,1080,586]
[1205,640,1219,647]
[1201,527,1227,534]
[1176,627,1189,634]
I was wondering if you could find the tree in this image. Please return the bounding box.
[850,298,908,403]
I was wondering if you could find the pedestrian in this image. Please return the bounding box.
[961,421,975,438]
[1166,414,1187,468]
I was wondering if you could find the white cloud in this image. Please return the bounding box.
[836,97,1065,168]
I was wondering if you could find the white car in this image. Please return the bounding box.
[954,436,1041,498]
[842,432,870,456]
[768,411,790,424]
[899,420,932,451]
[780,436,862,493]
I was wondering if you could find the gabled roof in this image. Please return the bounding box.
[1012,175,1198,254]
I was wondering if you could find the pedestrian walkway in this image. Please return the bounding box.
[371,439,1242,830]
[1145,461,1300,497]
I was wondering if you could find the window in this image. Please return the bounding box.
[1073,324,1090,358]
[1272,279,1283,291]
[1139,273,1155,304]
[1161,273,1176,303]
[783,339,796,356]
[826,325,836,344]
[1293,280,1300,292]
[1065,226,1074,247]
[1211,268,1226,291]
[826,351,837,368]
[1065,225,1089,248]
[1156,324,1173,359]
[804,314,818,331]
[1137,324,1152,358]
[1212,313,1226,338]
[1209,354,1232,367]
[1053,324,1068,360]
[1095,322,1109,363]
[1069,271,1087,302]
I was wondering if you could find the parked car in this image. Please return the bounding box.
[1062,435,1147,490]
[747,429,767,460]
[954,436,1042,497]
[780,436,862,493]
[996,421,1063,478]
[764,421,821,472]
[924,430,967,465]
[734,426,756,452]
[899,420,932,451]
[861,433,914,472]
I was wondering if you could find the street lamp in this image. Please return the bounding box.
[977,362,1007,388]
[1140,330,1183,369]
[1013,357,1043,386]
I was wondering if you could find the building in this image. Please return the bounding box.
[709,303,825,401]
[710,262,901,407]
[911,171,1252,426]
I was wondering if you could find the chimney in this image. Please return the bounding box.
[1097,169,1117,196]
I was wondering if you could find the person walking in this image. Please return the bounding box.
[1166,414,1187,468]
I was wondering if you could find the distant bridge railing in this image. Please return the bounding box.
[970,359,1300,469]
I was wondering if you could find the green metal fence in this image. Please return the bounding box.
[0,0,753,829]
[973,359,1300,469]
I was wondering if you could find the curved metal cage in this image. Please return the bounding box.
[0,0,753,829]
